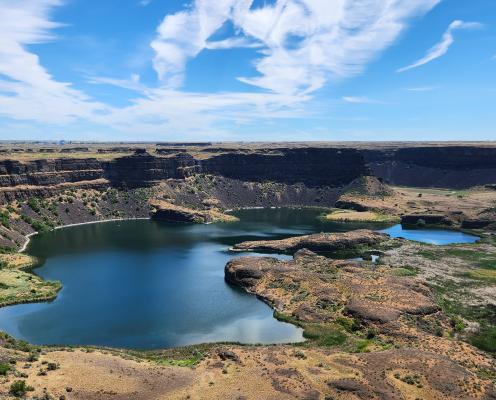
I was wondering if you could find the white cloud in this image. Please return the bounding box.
[0,0,107,124]
[152,0,441,94]
[206,37,262,50]
[397,20,482,73]
[0,0,442,139]
[151,1,252,87]
[87,74,147,93]
[342,96,383,104]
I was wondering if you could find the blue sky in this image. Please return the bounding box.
[0,0,494,141]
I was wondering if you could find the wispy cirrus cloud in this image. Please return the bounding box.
[152,0,441,95]
[0,0,107,124]
[397,20,482,73]
[0,0,442,139]
[87,74,147,93]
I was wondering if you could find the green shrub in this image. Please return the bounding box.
[303,324,347,346]
[393,266,418,277]
[470,326,496,353]
[0,211,10,228]
[450,316,466,332]
[0,363,10,375]
[9,380,34,397]
[21,215,33,224]
[30,220,50,234]
[27,198,41,213]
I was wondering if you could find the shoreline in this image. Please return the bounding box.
[18,217,151,254]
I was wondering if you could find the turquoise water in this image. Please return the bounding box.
[0,208,479,349]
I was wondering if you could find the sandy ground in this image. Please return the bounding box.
[2,344,494,400]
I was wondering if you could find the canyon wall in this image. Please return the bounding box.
[200,148,368,187]
[1,144,496,202]
[363,146,496,188]
[0,159,104,188]
[0,147,369,201]
[105,152,199,187]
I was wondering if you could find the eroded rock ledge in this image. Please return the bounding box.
[231,229,389,254]
[150,199,237,224]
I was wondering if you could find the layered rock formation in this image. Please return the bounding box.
[231,229,389,254]
[201,147,369,187]
[0,158,104,188]
[2,144,496,203]
[0,148,367,202]
[363,145,496,188]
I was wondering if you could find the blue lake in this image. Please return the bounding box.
[0,208,479,349]
[381,224,479,245]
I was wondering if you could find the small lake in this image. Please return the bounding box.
[381,224,479,245]
[0,208,479,349]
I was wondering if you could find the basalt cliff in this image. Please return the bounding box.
[2,143,496,201]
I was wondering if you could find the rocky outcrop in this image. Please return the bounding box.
[231,229,389,254]
[462,219,496,230]
[225,249,437,325]
[150,200,237,224]
[328,349,496,400]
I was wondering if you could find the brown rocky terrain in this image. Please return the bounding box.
[231,229,388,254]
[1,344,494,400]
[224,247,496,397]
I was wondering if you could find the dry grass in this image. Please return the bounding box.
[323,209,400,223]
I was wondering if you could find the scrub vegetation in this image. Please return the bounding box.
[0,252,61,307]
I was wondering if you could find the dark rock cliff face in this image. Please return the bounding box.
[1,145,495,200]
[105,153,199,187]
[0,159,104,188]
[201,148,369,187]
[362,146,496,188]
